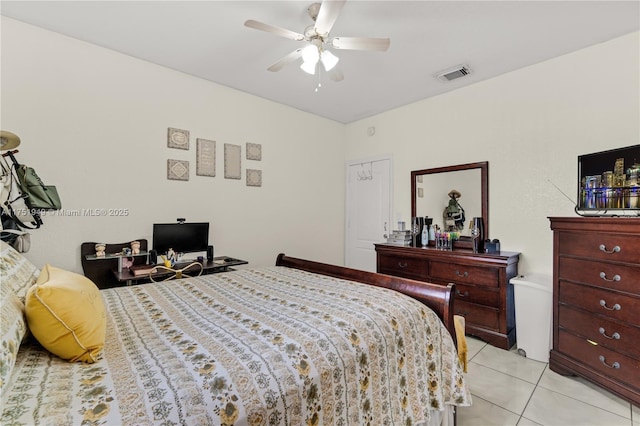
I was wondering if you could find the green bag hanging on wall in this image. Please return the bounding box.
[15,164,62,211]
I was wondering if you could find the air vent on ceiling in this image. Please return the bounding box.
[436,65,472,82]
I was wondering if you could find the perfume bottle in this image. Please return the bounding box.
[421,223,429,247]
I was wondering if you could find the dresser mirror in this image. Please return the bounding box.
[411,161,489,249]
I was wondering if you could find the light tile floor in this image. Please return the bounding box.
[457,337,639,426]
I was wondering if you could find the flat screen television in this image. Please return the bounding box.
[577,144,640,215]
[152,222,209,255]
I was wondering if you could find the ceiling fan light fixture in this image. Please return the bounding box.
[301,44,320,64]
[320,50,339,71]
[301,44,320,74]
[300,60,317,75]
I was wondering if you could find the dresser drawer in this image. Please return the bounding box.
[559,281,640,327]
[454,300,500,330]
[558,305,640,357]
[454,283,500,307]
[558,257,640,295]
[558,232,640,264]
[558,330,640,390]
[377,254,429,281]
[431,261,499,287]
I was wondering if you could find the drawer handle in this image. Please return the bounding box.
[599,300,621,311]
[455,270,469,278]
[598,355,620,369]
[598,244,621,254]
[599,272,621,282]
[456,290,469,298]
[598,327,621,340]
[397,262,408,268]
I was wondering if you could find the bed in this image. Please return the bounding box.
[1,241,471,425]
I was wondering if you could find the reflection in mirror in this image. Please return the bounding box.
[411,162,489,246]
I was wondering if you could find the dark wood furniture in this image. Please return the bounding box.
[114,256,248,285]
[412,161,489,250]
[81,240,149,289]
[375,243,520,349]
[549,217,640,406]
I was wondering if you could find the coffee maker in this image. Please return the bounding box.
[411,216,424,247]
[411,216,432,247]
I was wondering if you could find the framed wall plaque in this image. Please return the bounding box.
[196,138,216,177]
[167,159,189,181]
[246,169,262,187]
[224,144,241,180]
[246,142,262,161]
[167,127,190,150]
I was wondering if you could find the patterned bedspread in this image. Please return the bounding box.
[2,266,471,425]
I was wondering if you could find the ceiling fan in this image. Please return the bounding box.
[244,0,390,82]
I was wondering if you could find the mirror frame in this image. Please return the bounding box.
[411,161,489,248]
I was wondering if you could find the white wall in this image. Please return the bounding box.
[3,17,638,278]
[1,17,347,273]
[345,31,640,275]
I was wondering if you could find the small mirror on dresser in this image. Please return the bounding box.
[411,161,489,249]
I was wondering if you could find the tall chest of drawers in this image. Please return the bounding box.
[549,217,640,406]
[375,244,520,349]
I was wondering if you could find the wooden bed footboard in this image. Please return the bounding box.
[276,254,456,336]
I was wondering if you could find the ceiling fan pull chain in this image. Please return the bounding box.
[315,66,322,92]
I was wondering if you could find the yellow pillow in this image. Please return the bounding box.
[25,264,106,363]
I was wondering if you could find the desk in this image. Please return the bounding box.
[81,240,149,289]
[113,256,248,286]
[85,251,150,272]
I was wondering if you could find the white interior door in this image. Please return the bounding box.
[345,157,392,272]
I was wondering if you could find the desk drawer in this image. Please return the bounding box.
[558,257,640,295]
[431,261,499,287]
[559,281,640,327]
[377,254,429,281]
[454,300,500,330]
[558,305,640,357]
[558,232,640,264]
[558,330,640,389]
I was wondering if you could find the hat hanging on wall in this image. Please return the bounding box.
[0,131,21,151]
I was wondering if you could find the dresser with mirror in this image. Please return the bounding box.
[376,161,520,349]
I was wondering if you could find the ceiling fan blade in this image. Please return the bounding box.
[331,37,390,52]
[328,68,344,82]
[267,48,303,72]
[244,19,305,41]
[314,0,346,36]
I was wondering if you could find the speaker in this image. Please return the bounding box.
[149,249,157,264]
[207,245,214,261]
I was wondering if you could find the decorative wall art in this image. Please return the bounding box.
[224,144,241,180]
[167,127,190,150]
[246,169,262,187]
[418,188,424,198]
[246,142,262,161]
[167,159,189,181]
[196,138,216,177]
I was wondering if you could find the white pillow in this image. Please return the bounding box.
[0,241,40,301]
[0,283,27,395]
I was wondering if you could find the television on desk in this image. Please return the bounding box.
[152,222,209,255]
[577,144,640,216]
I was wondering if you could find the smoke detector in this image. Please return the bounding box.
[436,65,472,82]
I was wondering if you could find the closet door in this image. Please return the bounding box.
[345,156,391,272]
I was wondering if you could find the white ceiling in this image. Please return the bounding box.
[2,1,639,123]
